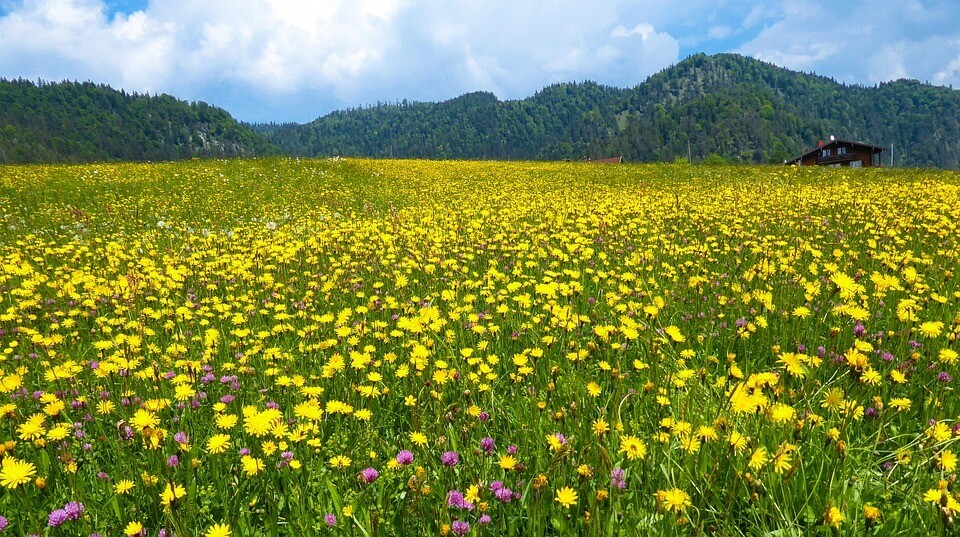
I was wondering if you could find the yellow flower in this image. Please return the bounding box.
[748,447,769,471]
[592,418,610,436]
[216,414,238,429]
[728,431,748,452]
[696,425,718,442]
[664,325,685,343]
[618,435,647,460]
[206,434,232,454]
[919,321,944,338]
[124,521,143,536]
[824,506,844,528]
[410,431,428,447]
[465,484,481,503]
[656,488,691,513]
[205,523,232,537]
[498,454,517,470]
[940,450,958,472]
[241,455,264,476]
[555,486,578,508]
[114,479,135,494]
[130,409,159,430]
[17,414,46,441]
[0,457,37,489]
[329,455,352,468]
[160,482,187,508]
[681,436,701,454]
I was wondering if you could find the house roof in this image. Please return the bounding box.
[792,138,886,163]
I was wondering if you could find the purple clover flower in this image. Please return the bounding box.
[441,451,459,467]
[396,450,414,465]
[63,502,84,520]
[324,514,337,526]
[446,490,474,510]
[452,520,471,535]
[480,437,495,454]
[361,467,379,483]
[611,468,626,490]
[48,509,69,527]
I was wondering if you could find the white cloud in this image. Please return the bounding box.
[738,0,960,87]
[0,0,955,122]
[707,25,731,40]
[0,0,686,121]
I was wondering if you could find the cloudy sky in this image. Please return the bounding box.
[1,0,958,123]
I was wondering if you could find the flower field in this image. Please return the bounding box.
[1,158,959,535]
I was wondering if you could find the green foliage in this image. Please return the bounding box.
[0,79,274,164]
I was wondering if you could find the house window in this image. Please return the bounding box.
[822,149,832,157]
[837,147,847,155]
[850,161,862,168]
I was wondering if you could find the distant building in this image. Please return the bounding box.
[790,138,885,167]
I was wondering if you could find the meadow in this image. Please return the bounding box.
[0,158,959,536]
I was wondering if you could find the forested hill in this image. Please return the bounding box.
[258,53,960,168]
[3,54,959,167]
[0,79,272,164]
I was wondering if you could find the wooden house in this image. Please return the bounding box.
[790,138,885,167]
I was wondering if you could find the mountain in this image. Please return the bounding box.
[257,53,960,168]
[0,79,273,164]
[3,54,958,167]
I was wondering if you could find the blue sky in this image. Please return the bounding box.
[1,0,958,123]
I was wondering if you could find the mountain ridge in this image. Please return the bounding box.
[0,78,273,164]
[2,53,958,167]
[257,53,960,167]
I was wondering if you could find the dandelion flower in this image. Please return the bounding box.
[748,447,769,471]
[409,431,428,447]
[329,455,351,469]
[241,455,264,476]
[114,480,135,494]
[919,321,943,338]
[618,435,647,460]
[592,418,610,436]
[124,521,143,536]
[205,523,232,537]
[160,483,187,508]
[656,488,691,513]
[940,450,958,472]
[664,325,685,343]
[498,454,517,470]
[0,457,36,489]
[555,486,578,508]
[824,506,844,528]
[206,434,231,454]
